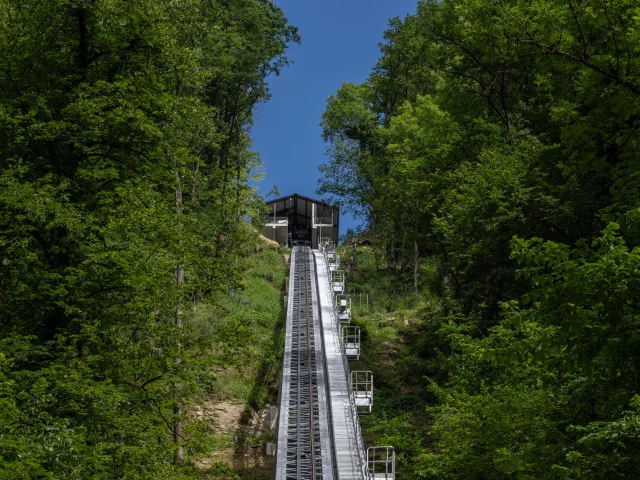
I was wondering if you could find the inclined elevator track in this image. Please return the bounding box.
[276,244,392,480]
[285,247,323,479]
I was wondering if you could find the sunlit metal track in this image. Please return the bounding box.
[312,249,367,480]
[275,245,383,480]
[275,247,333,480]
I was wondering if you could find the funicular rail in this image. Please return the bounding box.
[275,247,330,480]
[276,245,394,480]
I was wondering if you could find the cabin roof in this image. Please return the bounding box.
[265,193,338,210]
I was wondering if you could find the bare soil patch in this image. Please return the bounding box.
[258,234,280,250]
[192,401,275,478]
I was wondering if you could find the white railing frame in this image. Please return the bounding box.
[331,269,345,293]
[321,251,370,479]
[320,246,394,479]
[351,370,373,414]
[335,294,352,323]
[367,446,396,479]
[265,216,289,224]
[341,325,361,360]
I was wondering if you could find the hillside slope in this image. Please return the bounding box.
[191,244,288,480]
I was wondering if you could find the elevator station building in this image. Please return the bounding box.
[262,193,339,248]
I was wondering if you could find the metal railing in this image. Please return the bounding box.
[319,251,369,479]
[351,370,373,414]
[320,246,395,480]
[265,216,289,224]
[367,447,396,479]
[342,325,361,360]
[331,270,345,294]
[335,294,352,323]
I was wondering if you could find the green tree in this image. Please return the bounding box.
[319,0,640,477]
[0,0,297,477]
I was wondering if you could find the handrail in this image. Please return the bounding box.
[321,250,370,479]
[265,216,289,223]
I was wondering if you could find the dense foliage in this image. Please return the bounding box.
[321,1,640,477]
[0,1,296,478]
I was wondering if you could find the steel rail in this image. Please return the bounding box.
[305,250,316,480]
[282,247,324,480]
[279,245,392,480]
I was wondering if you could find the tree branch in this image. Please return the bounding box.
[567,0,589,60]
[511,37,640,95]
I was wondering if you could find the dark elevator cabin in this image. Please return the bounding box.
[261,194,340,248]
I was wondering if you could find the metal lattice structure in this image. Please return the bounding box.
[331,270,345,294]
[318,236,332,250]
[351,371,374,414]
[367,447,396,479]
[342,325,361,360]
[336,294,352,323]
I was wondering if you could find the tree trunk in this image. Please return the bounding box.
[414,200,419,293]
[174,172,185,464]
[414,239,419,293]
[390,229,396,269]
[352,235,357,271]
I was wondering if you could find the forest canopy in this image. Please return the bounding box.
[0,0,297,478]
[320,0,640,477]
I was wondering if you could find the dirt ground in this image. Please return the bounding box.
[258,234,280,250]
[192,401,275,478]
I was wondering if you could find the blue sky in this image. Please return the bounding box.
[251,0,417,235]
